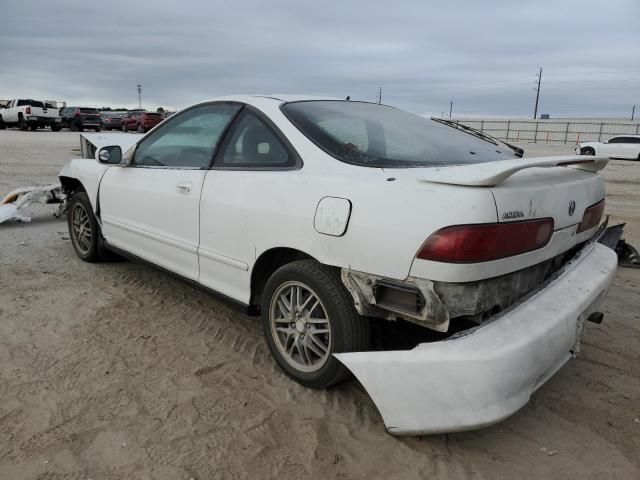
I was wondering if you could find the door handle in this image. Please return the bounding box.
[175,182,192,195]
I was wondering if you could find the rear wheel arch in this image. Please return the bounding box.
[249,247,316,312]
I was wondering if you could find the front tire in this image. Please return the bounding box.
[50,124,60,132]
[581,147,595,155]
[67,192,106,262]
[137,124,144,133]
[261,260,370,388]
[122,124,127,132]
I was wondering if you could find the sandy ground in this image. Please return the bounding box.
[0,130,639,480]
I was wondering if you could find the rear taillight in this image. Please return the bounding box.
[576,200,605,233]
[417,218,554,263]
[75,111,81,117]
[25,107,31,114]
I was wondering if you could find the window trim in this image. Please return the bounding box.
[128,101,244,170]
[211,105,302,171]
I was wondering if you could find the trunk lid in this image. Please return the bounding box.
[418,155,608,230]
[490,166,604,229]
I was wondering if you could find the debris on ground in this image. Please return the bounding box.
[0,184,65,225]
[598,223,640,268]
[540,446,559,456]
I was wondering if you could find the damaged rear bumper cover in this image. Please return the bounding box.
[335,241,618,435]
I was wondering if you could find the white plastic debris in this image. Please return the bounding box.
[540,446,559,456]
[0,184,64,225]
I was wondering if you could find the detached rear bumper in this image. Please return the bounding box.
[335,242,618,435]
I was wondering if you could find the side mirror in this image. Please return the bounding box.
[98,145,122,164]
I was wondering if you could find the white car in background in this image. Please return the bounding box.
[577,134,640,160]
[59,95,619,435]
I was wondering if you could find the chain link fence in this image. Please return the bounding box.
[451,118,640,144]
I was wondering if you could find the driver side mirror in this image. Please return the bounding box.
[98,145,122,164]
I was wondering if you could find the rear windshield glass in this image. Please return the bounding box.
[144,113,163,118]
[80,108,100,114]
[17,99,44,108]
[281,101,516,168]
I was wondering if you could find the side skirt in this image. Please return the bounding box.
[103,240,255,316]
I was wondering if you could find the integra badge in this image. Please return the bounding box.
[502,210,525,220]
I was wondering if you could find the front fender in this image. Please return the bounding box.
[59,159,110,214]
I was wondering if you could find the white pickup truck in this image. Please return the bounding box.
[0,99,62,131]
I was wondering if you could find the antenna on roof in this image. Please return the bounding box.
[345,96,350,101]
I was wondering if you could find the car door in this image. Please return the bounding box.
[198,107,301,302]
[99,102,242,280]
[602,137,626,158]
[615,136,639,159]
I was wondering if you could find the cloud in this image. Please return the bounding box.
[1,0,638,117]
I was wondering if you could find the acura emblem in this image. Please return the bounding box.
[568,200,576,216]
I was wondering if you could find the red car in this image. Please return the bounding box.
[121,111,164,133]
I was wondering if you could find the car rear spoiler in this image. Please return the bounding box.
[419,155,609,187]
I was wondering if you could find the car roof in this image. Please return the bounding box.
[204,94,342,105]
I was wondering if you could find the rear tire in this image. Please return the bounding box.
[95,127,101,132]
[0,116,5,129]
[122,124,127,132]
[67,192,109,262]
[18,116,28,131]
[261,260,370,388]
[50,125,61,132]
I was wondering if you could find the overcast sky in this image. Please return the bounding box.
[1,0,639,117]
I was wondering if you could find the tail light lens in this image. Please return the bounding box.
[417,218,554,263]
[576,200,605,233]
[75,111,81,117]
[25,107,31,114]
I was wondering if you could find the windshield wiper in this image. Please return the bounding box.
[430,117,524,158]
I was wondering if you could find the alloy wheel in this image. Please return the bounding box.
[71,202,92,255]
[269,281,332,373]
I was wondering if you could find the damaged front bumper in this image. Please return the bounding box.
[335,240,618,435]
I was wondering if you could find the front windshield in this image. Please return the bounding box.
[281,100,516,168]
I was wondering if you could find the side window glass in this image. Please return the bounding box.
[218,112,294,168]
[132,103,241,168]
[608,137,621,144]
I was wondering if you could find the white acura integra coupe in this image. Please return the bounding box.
[59,95,618,435]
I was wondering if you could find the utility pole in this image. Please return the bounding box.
[632,105,636,121]
[449,100,453,119]
[137,84,142,110]
[377,87,382,104]
[533,67,542,119]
